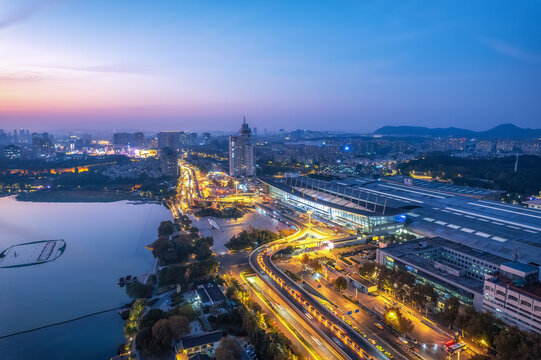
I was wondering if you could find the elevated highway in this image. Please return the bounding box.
[248,210,390,360]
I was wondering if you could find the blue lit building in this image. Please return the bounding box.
[260,176,406,235]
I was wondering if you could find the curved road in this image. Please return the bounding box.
[249,206,389,360]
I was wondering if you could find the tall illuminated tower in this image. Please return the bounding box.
[229,117,255,177]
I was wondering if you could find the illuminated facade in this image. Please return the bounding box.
[484,263,541,333]
[262,177,405,234]
[377,237,511,310]
[229,118,255,177]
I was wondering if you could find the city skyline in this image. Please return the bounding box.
[2,2,541,360]
[1,0,540,131]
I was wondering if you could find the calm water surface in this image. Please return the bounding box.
[0,196,171,360]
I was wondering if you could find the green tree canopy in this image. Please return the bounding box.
[158,220,175,237]
[334,276,348,291]
[126,281,154,299]
[216,336,241,360]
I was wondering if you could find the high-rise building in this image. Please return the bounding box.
[187,132,197,146]
[0,130,7,146]
[133,132,145,148]
[229,118,255,177]
[159,148,179,177]
[157,131,183,151]
[113,132,145,150]
[1,144,22,159]
[202,132,211,144]
[32,132,54,158]
[113,132,130,148]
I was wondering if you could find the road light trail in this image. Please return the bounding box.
[241,271,340,360]
[249,210,391,360]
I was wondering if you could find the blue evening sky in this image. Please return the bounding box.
[0,0,540,132]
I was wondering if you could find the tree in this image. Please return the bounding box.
[215,336,241,360]
[159,265,186,286]
[126,281,154,299]
[151,236,172,260]
[299,253,309,265]
[281,245,294,255]
[226,228,279,250]
[334,276,348,291]
[441,296,460,326]
[357,262,378,278]
[123,298,146,337]
[175,303,197,321]
[194,236,214,260]
[469,355,491,360]
[309,259,322,273]
[139,308,166,329]
[158,220,175,237]
[384,308,413,334]
[168,315,190,338]
[151,318,173,355]
[135,326,153,353]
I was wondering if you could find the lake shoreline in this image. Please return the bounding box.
[15,190,142,203]
[0,196,172,360]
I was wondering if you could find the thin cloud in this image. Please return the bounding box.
[480,36,541,63]
[0,71,45,83]
[0,2,46,30]
[36,63,153,75]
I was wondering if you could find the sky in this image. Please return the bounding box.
[0,0,540,133]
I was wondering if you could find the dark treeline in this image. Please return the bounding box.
[0,154,130,170]
[225,227,279,250]
[398,154,541,196]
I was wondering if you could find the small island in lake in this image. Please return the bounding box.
[0,239,66,268]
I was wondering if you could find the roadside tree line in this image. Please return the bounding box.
[359,262,541,359]
[212,279,300,360]
[441,298,541,360]
[357,262,437,311]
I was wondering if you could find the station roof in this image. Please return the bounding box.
[265,175,541,265]
[383,176,505,198]
[337,177,541,265]
[261,177,404,217]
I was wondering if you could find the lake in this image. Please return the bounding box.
[0,196,172,360]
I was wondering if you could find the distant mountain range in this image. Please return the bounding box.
[373,124,541,139]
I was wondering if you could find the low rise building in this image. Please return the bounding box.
[347,274,377,293]
[483,262,541,333]
[376,237,508,310]
[523,198,541,210]
[175,330,223,358]
[195,282,227,310]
